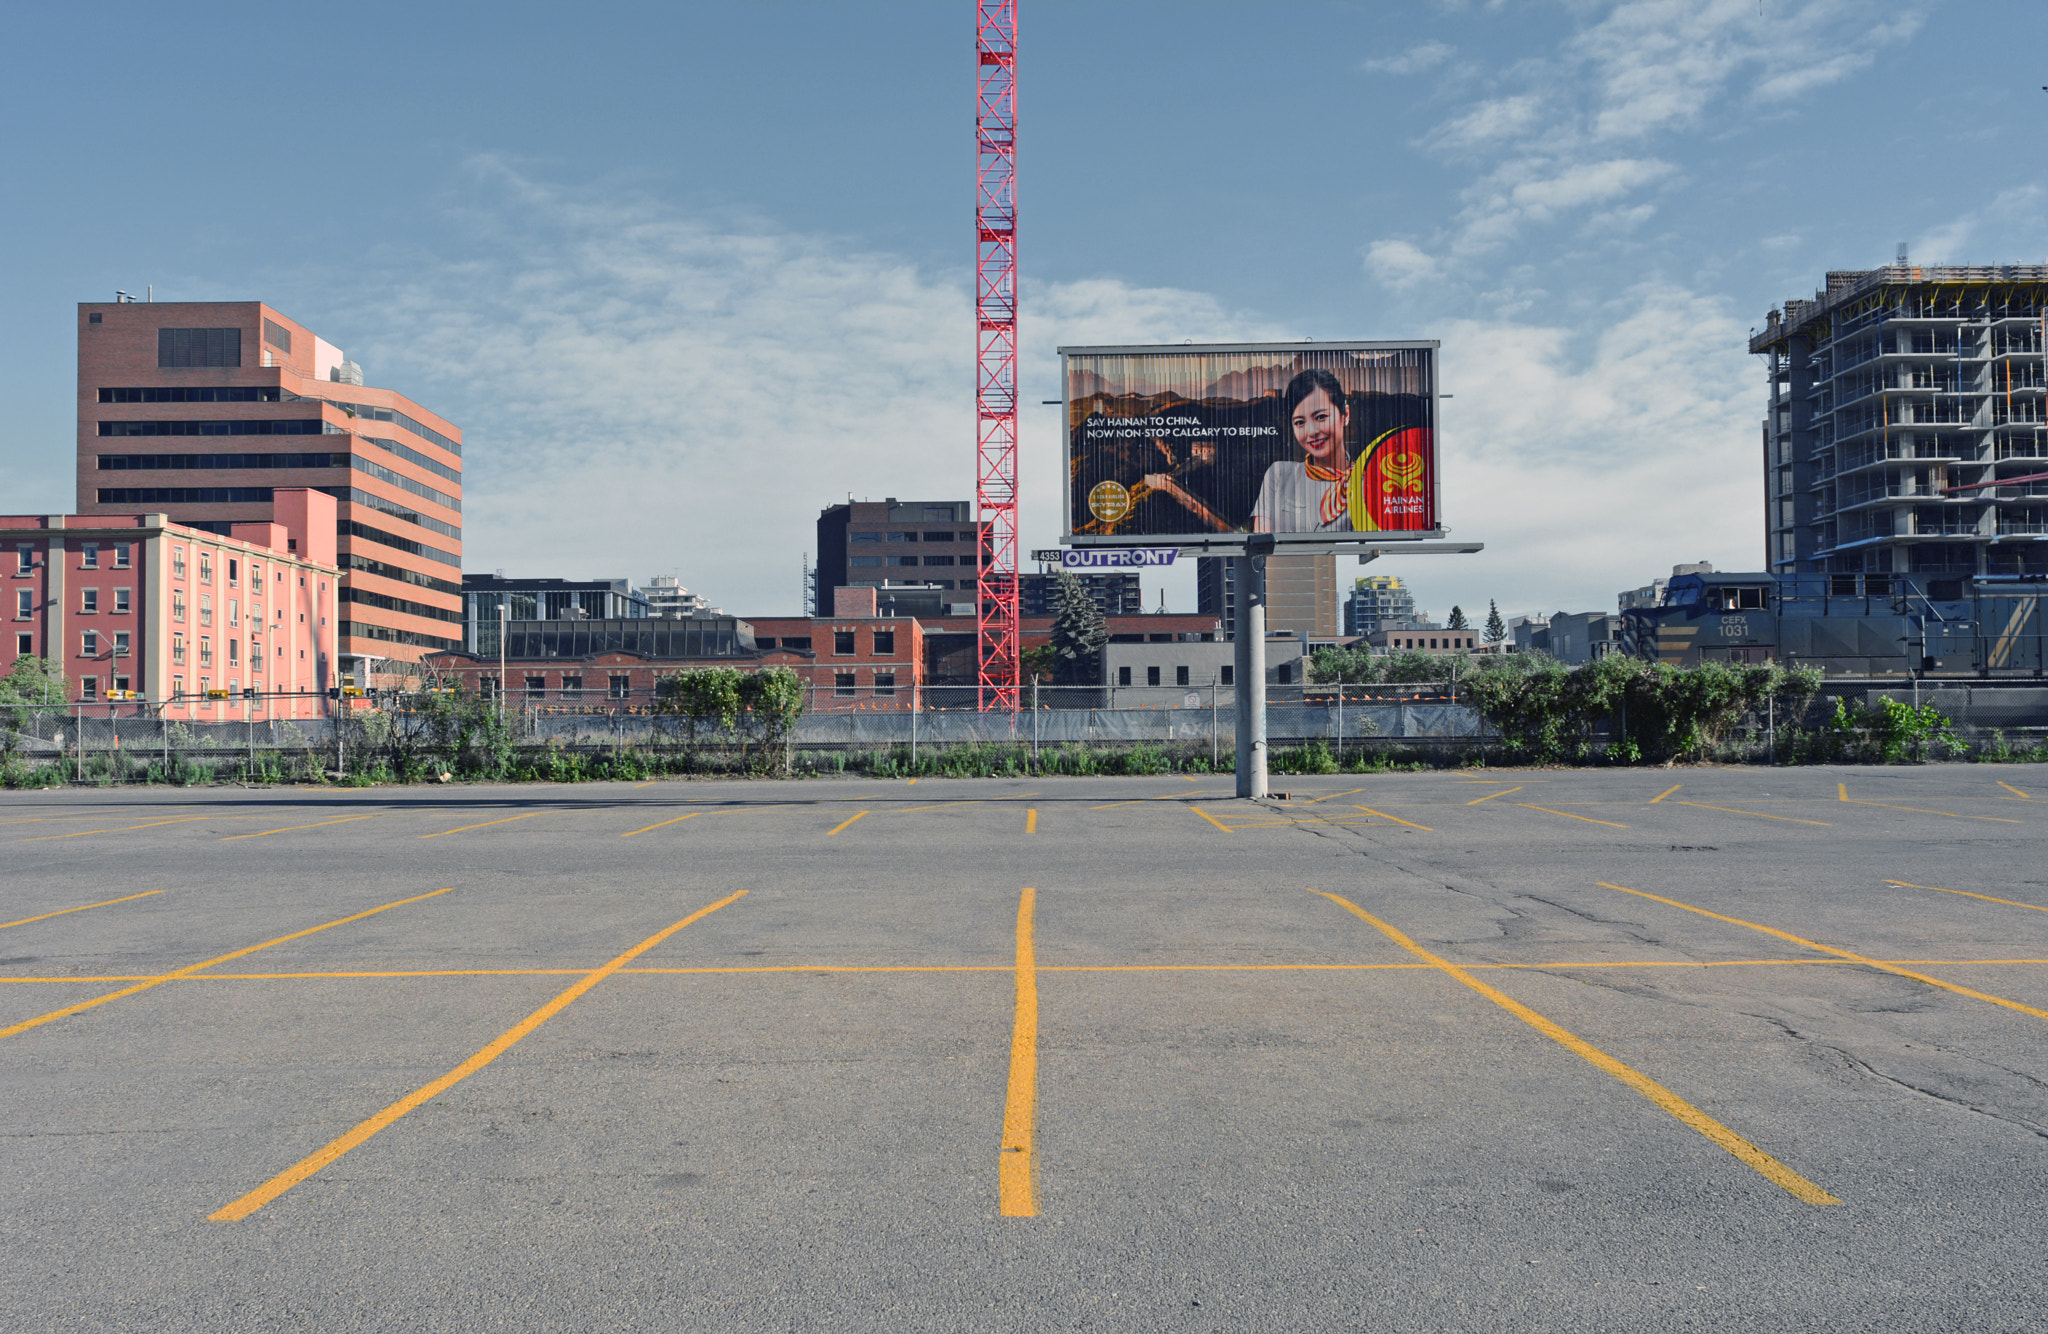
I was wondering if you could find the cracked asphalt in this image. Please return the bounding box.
[1,763,2045,1331]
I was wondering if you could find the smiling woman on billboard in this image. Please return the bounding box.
[1252,369,1354,532]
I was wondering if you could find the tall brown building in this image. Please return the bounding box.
[76,301,463,686]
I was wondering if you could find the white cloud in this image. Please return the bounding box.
[1363,239,1443,291]
[1508,157,1673,217]
[1364,40,1455,75]
[1421,94,1546,153]
[290,160,1286,616]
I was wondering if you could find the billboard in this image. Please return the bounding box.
[1062,342,1438,544]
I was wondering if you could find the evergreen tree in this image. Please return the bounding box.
[1049,571,1107,686]
[1484,599,1505,642]
[1447,605,1468,631]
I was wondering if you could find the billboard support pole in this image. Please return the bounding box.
[1235,535,1271,799]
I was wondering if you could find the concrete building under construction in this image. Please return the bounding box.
[1750,263,2048,582]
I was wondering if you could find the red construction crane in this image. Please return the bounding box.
[975,0,1020,712]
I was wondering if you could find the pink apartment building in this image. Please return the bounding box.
[1,488,341,719]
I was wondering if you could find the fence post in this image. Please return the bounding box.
[911,682,919,767]
[1211,680,1218,769]
[75,701,83,783]
[1336,686,1344,767]
[1031,678,1039,759]
[162,712,169,777]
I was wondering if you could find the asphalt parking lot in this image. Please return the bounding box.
[3,764,2046,1332]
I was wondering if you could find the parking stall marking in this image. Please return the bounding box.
[826,810,870,835]
[1466,786,1524,805]
[1650,785,1682,804]
[1349,804,1434,831]
[0,890,162,932]
[1315,891,1841,1206]
[209,889,748,1223]
[1514,804,1627,829]
[419,810,579,839]
[1191,807,1233,832]
[620,812,703,838]
[1884,879,2048,915]
[224,808,456,841]
[1998,781,2031,800]
[20,814,228,842]
[1838,782,2021,824]
[1676,801,1832,827]
[1596,881,2048,1026]
[0,887,456,1043]
[1026,808,1038,833]
[999,887,1038,1219]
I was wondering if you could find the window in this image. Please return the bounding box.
[82,630,100,656]
[81,542,99,569]
[228,639,240,665]
[199,636,213,668]
[15,633,30,656]
[923,555,955,566]
[848,556,883,567]
[229,598,239,627]
[262,318,292,353]
[1118,666,1132,686]
[835,672,857,697]
[199,553,211,584]
[81,589,98,614]
[114,588,130,614]
[1147,666,1161,686]
[173,634,186,665]
[561,675,583,701]
[113,543,130,569]
[834,630,856,655]
[1221,665,1234,686]
[1276,663,1293,684]
[249,639,261,671]
[755,638,777,650]
[874,671,896,697]
[923,531,955,542]
[113,675,130,693]
[781,636,812,651]
[80,676,97,700]
[609,675,630,700]
[1176,665,1190,686]
[88,312,101,324]
[886,531,914,542]
[849,532,882,543]
[114,632,129,657]
[173,590,185,622]
[228,558,238,586]
[873,630,895,655]
[14,546,29,574]
[171,675,183,698]
[887,555,918,566]
[14,590,29,619]
[200,594,212,627]
[158,327,242,368]
[172,546,186,579]
[524,675,546,699]
[100,386,281,405]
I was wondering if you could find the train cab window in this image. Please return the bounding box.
[1736,586,1764,609]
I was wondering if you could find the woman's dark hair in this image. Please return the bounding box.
[1283,367,1347,416]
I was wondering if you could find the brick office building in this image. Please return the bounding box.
[76,301,463,687]
[1,488,341,718]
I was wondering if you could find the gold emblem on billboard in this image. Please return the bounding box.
[1087,480,1132,523]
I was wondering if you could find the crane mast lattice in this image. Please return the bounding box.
[975,0,1020,711]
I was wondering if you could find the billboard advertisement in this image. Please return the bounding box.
[1062,342,1438,544]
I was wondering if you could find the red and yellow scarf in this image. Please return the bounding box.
[1306,462,1345,527]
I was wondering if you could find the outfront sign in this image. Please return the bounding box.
[1061,341,1440,545]
[1030,547,1178,569]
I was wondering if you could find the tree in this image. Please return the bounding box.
[1049,571,1107,686]
[1484,599,1506,643]
[0,656,67,751]
[1447,605,1468,631]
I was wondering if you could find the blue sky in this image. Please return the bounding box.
[2,1,2043,622]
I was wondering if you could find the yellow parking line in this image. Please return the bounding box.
[1998,781,2030,800]
[1650,784,1681,804]
[1304,787,1367,805]
[620,812,702,838]
[1316,891,1840,1206]
[1191,806,1232,832]
[1844,798,2020,824]
[1516,803,1626,829]
[1090,800,1142,810]
[1466,786,1524,805]
[1884,879,2048,915]
[1025,808,1038,834]
[1597,881,2048,1026]
[21,815,218,842]
[210,890,747,1222]
[223,812,405,841]
[1677,801,1831,827]
[418,811,556,839]
[999,887,1038,1218]
[1350,804,1434,831]
[886,800,984,814]
[827,810,869,835]
[907,777,918,785]
[0,888,455,1043]
[0,890,162,932]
